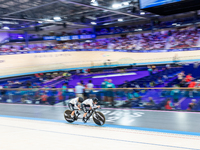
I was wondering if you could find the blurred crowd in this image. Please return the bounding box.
[1,27,200,52]
[9,30,93,40]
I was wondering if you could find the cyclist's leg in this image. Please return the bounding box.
[81,104,88,123]
[68,103,75,117]
[81,104,87,117]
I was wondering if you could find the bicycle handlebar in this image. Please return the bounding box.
[93,107,101,111]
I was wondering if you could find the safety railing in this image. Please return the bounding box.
[0,88,200,112]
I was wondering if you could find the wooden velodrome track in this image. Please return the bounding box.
[0,103,200,150]
[0,50,199,77]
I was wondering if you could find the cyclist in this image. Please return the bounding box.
[68,97,84,119]
[81,97,100,123]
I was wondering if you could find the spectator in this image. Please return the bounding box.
[14,81,21,85]
[150,81,155,87]
[177,71,185,83]
[41,92,48,105]
[80,80,85,86]
[133,91,142,100]
[66,72,72,80]
[101,79,108,88]
[188,80,196,98]
[152,65,156,71]
[147,97,155,106]
[171,86,180,103]
[134,82,140,88]
[131,90,142,107]
[196,80,200,87]
[106,79,115,88]
[163,75,168,80]
[144,97,155,107]
[122,80,130,88]
[185,73,194,83]
[148,66,153,75]
[126,90,135,101]
[101,79,108,101]
[76,69,80,75]
[26,81,32,88]
[21,93,27,104]
[188,80,196,88]
[187,99,197,111]
[62,72,67,79]
[157,77,163,84]
[58,91,63,102]
[35,74,40,78]
[32,94,41,104]
[82,69,88,75]
[75,82,85,98]
[48,87,57,105]
[106,79,115,105]
[60,83,68,106]
[165,98,173,110]
[87,80,94,89]
[193,62,199,68]
[86,80,94,98]
[119,90,134,107]
[166,64,171,69]
[180,79,187,87]
[7,81,13,85]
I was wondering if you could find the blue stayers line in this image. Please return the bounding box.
[0,114,200,137]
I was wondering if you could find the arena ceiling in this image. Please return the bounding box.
[0,0,150,30]
[0,0,197,30]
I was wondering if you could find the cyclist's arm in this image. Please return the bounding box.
[89,100,96,109]
[74,101,81,110]
[90,101,100,109]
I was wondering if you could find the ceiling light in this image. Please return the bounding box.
[2,26,10,30]
[45,19,54,22]
[118,18,123,22]
[91,22,96,25]
[53,16,62,21]
[38,21,43,24]
[91,0,98,6]
[122,2,129,6]
[86,16,97,20]
[112,3,121,9]
[103,23,112,25]
[140,11,145,15]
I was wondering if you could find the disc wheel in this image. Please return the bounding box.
[92,111,105,126]
[64,110,75,123]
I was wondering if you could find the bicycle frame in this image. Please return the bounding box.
[64,107,105,125]
[74,108,97,120]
